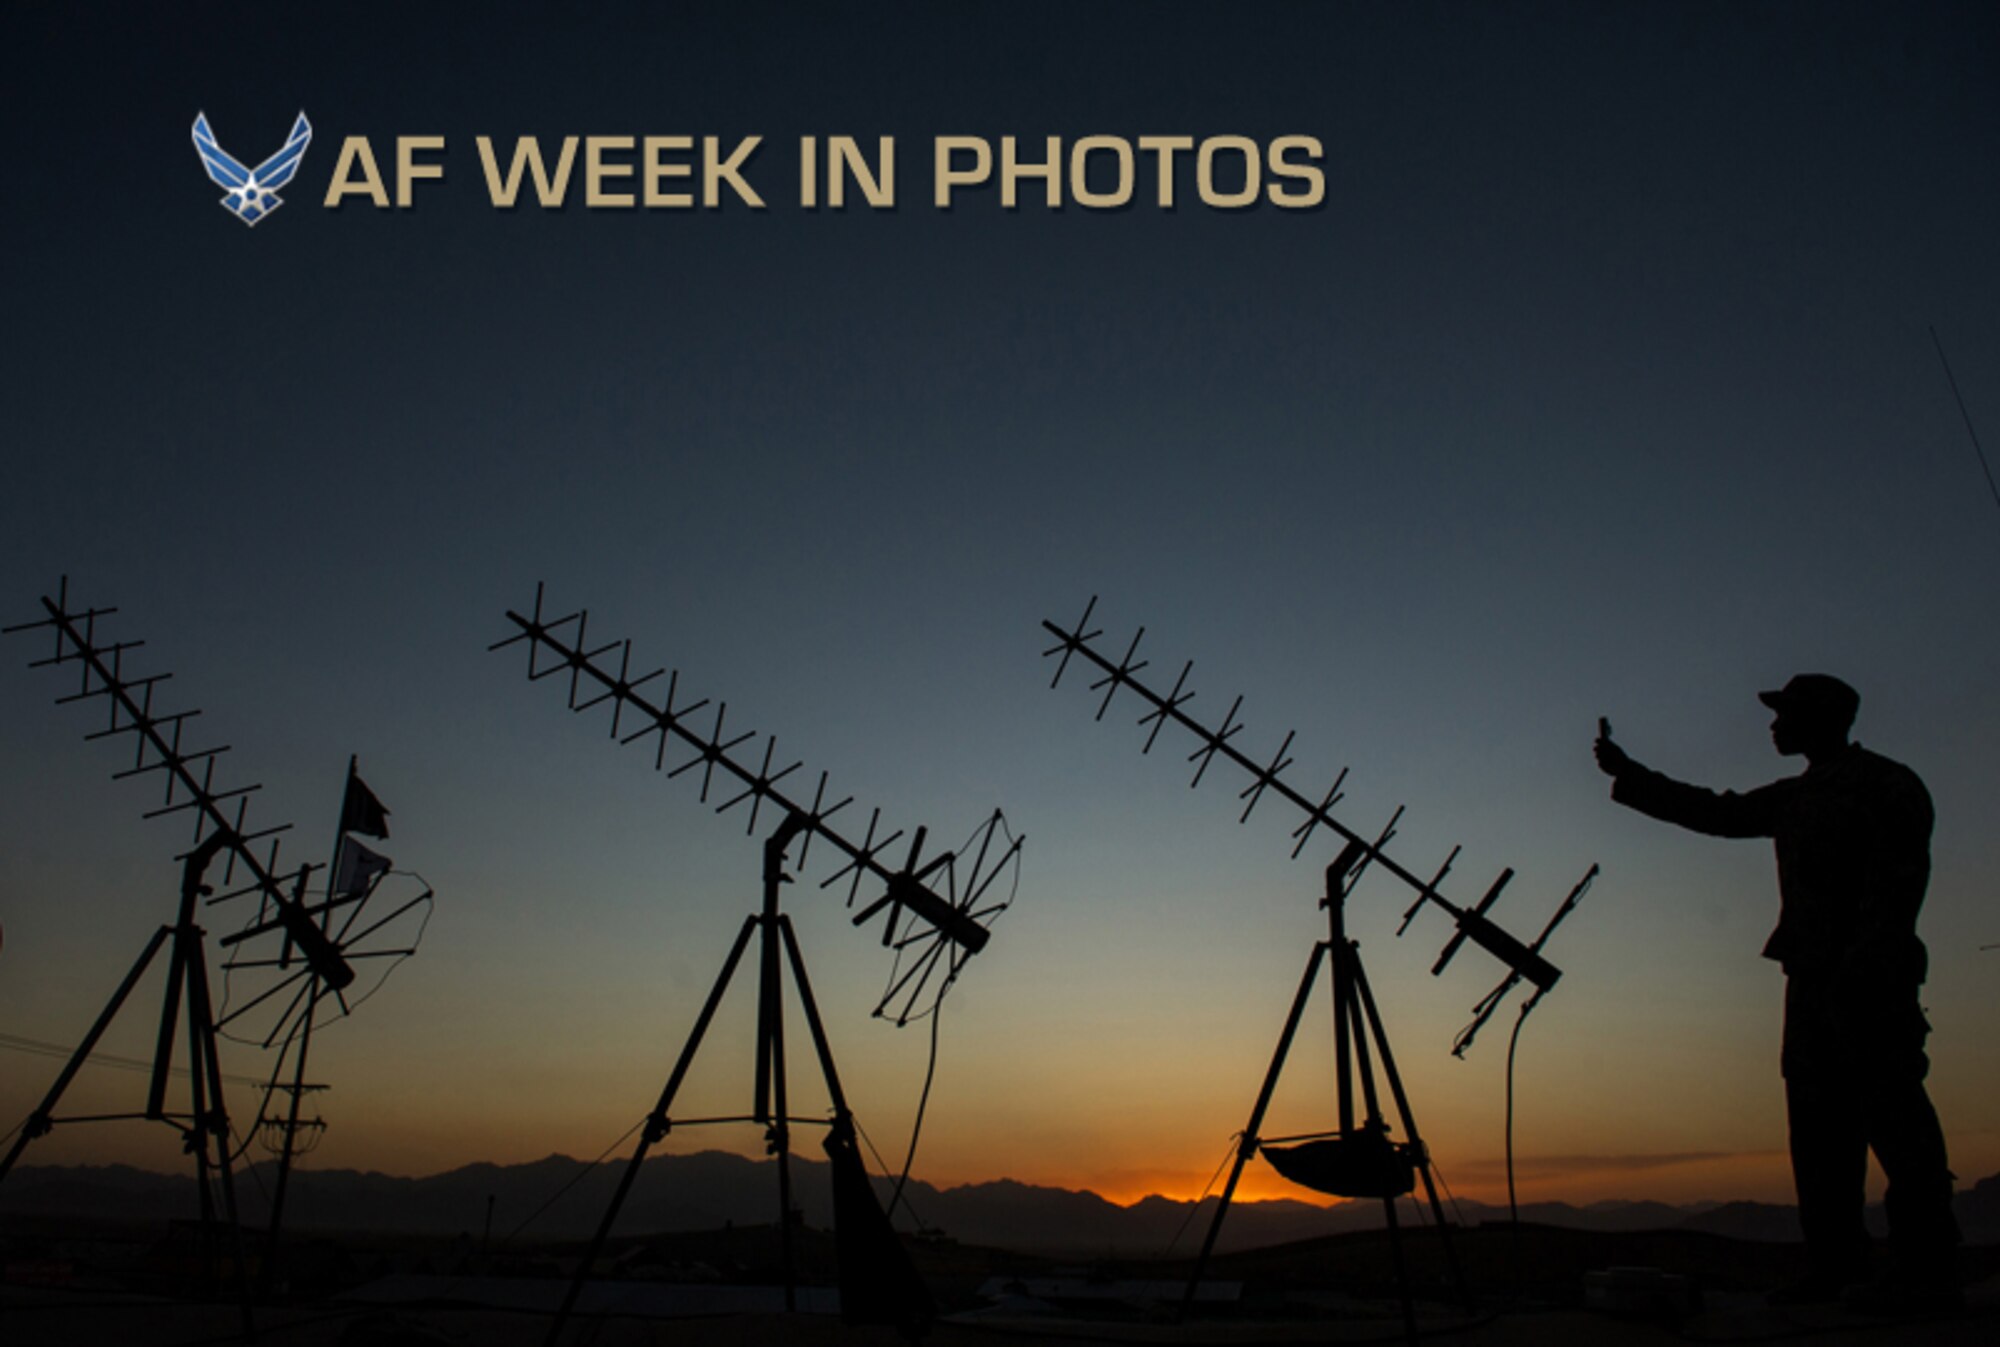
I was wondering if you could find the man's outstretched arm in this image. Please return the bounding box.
[1595,717,1781,839]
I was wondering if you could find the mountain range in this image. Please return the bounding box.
[4,1151,1996,1256]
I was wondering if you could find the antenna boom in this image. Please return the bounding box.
[496,589,1007,958]
[1041,598,1596,1044]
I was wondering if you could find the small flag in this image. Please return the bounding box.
[334,835,393,898]
[342,771,391,838]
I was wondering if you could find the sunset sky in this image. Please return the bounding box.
[3,3,1997,1219]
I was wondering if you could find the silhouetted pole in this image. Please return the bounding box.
[262,868,323,1296]
[263,753,372,1292]
[759,816,799,1310]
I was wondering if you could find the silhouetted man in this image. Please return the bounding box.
[1594,675,1959,1312]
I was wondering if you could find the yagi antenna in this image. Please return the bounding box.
[2,581,329,967]
[3,583,435,1108]
[498,586,1018,1341]
[492,584,1021,1023]
[1042,596,1594,1054]
[2,580,436,1327]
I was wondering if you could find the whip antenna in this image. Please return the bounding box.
[1929,325,2000,520]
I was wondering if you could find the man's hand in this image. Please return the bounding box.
[1594,716,1635,778]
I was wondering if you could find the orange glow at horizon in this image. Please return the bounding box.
[1047,1163,1341,1209]
[939,1147,1804,1211]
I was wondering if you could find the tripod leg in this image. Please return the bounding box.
[1343,963,1418,1347]
[1182,941,1328,1317]
[774,1121,797,1313]
[1352,949,1473,1314]
[0,926,172,1183]
[763,915,797,1312]
[182,941,219,1289]
[755,917,777,1126]
[151,924,195,1120]
[779,916,936,1335]
[777,917,850,1117]
[545,913,758,1347]
[187,939,258,1341]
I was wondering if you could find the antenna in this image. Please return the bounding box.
[213,754,433,1293]
[212,759,433,1055]
[3,581,298,901]
[493,583,1020,1021]
[0,580,296,1329]
[494,586,1022,1343]
[1042,596,1593,1051]
[2,582,433,1313]
[1041,598,1599,1338]
[1929,325,2000,520]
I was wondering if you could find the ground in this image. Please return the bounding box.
[3,1219,1996,1346]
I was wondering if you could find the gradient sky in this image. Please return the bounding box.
[3,3,1997,1217]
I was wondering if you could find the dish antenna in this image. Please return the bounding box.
[493,585,1021,1343]
[1041,598,1596,1337]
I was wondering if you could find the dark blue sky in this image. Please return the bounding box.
[3,2,1996,1203]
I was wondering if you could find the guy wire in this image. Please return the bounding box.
[1157,1135,1240,1261]
[500,1117,645,1248]
[856,1116,934,1233]
[0,1032,267,1089]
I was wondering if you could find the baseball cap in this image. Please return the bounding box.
[1758,673,1859,726]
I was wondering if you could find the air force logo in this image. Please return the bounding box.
[191,112,312,225]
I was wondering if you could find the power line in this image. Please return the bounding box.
[0,1031,267,1089]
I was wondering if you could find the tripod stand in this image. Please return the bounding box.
[0,831,256,1336]
[1183,840,1470,1343]
[547,811,931,1346]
